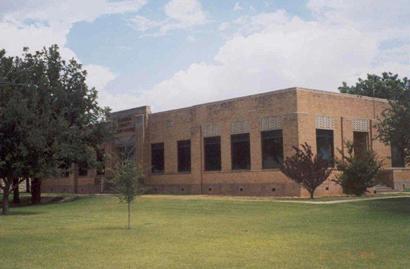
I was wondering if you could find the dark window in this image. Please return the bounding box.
[391,142,405,167]
[151,143,164,173]
[316,129,334,166]
[78,162,88,176]
[353,132,369,159]
[204,136,221,171]
[231,133,251,170]
[59,163,70,177]
[178,140,191,172]
[117,143,135,161]
[261,130,284,169]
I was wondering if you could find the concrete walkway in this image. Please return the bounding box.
[140,193,410,205]
[274,195,410,204]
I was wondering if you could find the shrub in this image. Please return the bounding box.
[336,142,382,196]
[280,143,332,199]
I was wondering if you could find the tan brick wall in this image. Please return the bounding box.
[42,87,407,197]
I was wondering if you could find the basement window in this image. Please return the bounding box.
[178,140,191,172]
[231,133,251,170]
[316,129,334,167]
[353,131,369,159]
[151,143,164,173]
[261,130,284,169]
[204,136,221,171]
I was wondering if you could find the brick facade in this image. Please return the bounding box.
[42,87,410,197]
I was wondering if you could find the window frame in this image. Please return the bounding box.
[231,133,251,170]
[151,143,165,174]
[177,140,191,173]
[316,129,335,167]
[261,129,284,169]
[204,136,222,171]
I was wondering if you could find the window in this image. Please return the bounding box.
[78,162,88,176]
[151,143,164,173]
[204,136,221,171]
[117,143,135,161]
[231,133,251,170]
[178,140,191,172]
[261,130,283,169]
[391,142,405,167]
[353,132,369,159]
[316,129,334,166]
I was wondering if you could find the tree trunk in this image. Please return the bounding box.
[127,202,131,230]
[309,190,315,199]
[2,184,10,215]
[31,178,42,204]
[13,177,20,204]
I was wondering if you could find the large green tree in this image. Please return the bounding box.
[0,45,111,214]
[339,72,410,167]
[339,72,408,100]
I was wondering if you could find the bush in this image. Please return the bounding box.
[336,142,382,196]
[280,143,332,199]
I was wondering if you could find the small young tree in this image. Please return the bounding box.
[280,143,332,199]
[336,142,382,196]
[109,160,144,229]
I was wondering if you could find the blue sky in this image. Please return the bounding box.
[1,0,409,111]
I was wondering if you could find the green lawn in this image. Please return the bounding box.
[1,195,410,269]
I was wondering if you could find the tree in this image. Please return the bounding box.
[377,89,410,166]
[0,45,111,214]
[335,142,382,196]
[339,72,410,167]
[339,72,408,100]
[280,143,332,199]
[109,160,144,229]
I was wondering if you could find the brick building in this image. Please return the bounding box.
[42,87,410,197]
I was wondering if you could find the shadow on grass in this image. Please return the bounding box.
[366,197,410,216]
[1,210,43,216]
[9,195,82,208]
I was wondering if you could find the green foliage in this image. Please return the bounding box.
[280,143,332,199]
[339,72,408,100]
[339,71,410,166]
[336,142,382,196]
[0,45,112,213]
[377,89,410,165]
[108,161,144,229]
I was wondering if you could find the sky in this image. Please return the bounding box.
[1,0,409,112]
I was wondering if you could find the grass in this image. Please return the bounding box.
[1,195,410,268]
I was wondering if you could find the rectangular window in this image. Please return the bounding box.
[78,162,88,176]
[391,142,405,167]
[316,129,334,166]
[204,136,221,171]
[261,130,284,169]
[151,143,164,173]
[353,131,369,159]
[117,143,135,161]
[178,140,191,172]
[231,133,251,170]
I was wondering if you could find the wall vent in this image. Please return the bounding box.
[315,116,334,130]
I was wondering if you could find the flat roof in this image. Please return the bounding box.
[112,86,389,115]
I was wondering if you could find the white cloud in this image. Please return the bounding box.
[0,0,145,92]
[130,0,206,34]
[233,2,243,11]
[122,1,410,112]
[85,64,117,90]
